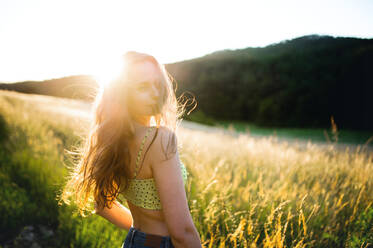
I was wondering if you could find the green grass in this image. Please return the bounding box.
[0,89,372,248]
[0,90,126,247]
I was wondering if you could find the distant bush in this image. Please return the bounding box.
[0,114,8,143]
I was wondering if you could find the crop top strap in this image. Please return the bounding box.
[134,126,158,179]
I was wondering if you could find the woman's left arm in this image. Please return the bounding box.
[95,200,133,231]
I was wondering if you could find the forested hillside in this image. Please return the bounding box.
[166,34,373,131]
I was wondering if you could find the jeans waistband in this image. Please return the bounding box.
[128,226,173,248]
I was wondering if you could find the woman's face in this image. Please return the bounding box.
[127,61,163,118]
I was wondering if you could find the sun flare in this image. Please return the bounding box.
[91,55,125,88]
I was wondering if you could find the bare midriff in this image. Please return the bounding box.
[127,200,171,236]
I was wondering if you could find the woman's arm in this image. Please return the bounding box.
[95,200,133,231]
[150,127,202,248]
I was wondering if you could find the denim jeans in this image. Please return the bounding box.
[121,226,175,248]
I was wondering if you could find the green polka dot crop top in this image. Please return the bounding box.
[117,126,188,210]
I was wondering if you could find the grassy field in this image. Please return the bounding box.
[0,89,372,248]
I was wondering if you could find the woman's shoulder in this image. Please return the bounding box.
[149,126,179,163]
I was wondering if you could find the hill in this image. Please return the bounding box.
[0,74,98,102]
[165,34,373,131]
[1,34,372,130]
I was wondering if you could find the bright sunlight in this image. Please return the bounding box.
[90,54,125,88]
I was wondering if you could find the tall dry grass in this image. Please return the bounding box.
[177,122,372,247]
[0,89,372,247]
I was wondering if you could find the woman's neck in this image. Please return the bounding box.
[132,114,151,127]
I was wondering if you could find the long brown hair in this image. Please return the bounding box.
[59,51,195,215]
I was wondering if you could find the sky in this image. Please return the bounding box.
[0,0,372,83]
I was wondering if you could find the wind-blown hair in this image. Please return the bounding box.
[59,51,195,215]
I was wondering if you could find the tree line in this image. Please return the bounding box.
[166,34,373,131]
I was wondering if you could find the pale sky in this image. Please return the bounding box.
[0,0,372,83]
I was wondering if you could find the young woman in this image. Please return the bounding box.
[61,51,202,248]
